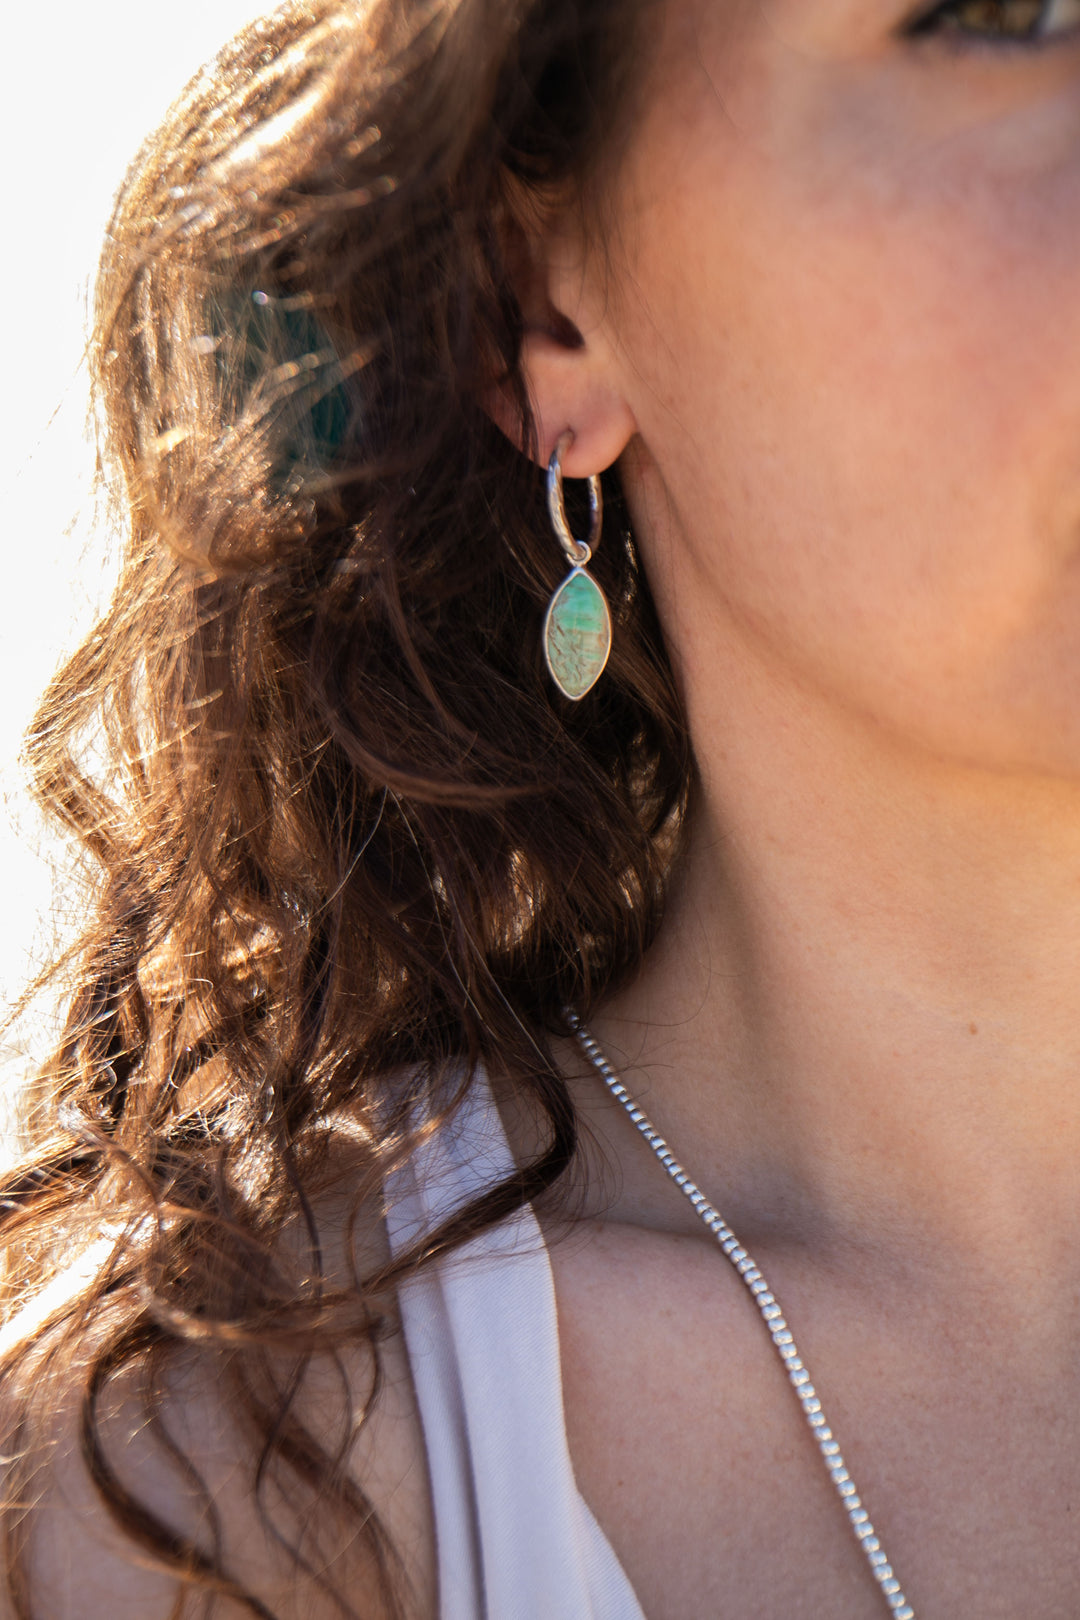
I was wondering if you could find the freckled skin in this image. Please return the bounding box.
[605,0,1080,775]
[517,3,1080,1616]
[42,6,1080,1618]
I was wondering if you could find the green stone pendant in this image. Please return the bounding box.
[543,565,612,701]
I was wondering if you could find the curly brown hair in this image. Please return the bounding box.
[0,0,688,1614]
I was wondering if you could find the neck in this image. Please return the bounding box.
[587,642,1080,1296]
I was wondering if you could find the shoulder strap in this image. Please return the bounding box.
[385,1073,646,1620]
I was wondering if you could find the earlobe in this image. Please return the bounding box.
[482,325,636,477]
[518,323,638,477]
[480,185,637,477]
[481,215,637,479]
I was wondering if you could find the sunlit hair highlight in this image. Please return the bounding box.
[0,0,688,1613]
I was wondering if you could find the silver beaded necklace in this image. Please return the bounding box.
[569,1013,917,1620]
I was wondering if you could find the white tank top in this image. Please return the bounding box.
[385,1074,647,1620]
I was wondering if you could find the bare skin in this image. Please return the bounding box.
[512,0,1080,1613]
[17,1170,437,1620]
[23,1,1080,1616]
[11,1159,433,1613]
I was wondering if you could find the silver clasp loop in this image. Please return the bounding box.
[547,429,602,569]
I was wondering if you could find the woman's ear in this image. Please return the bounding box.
[485,206,637,479]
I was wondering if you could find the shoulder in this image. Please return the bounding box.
[0,1178,436,1620]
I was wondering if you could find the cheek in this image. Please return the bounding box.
[615,107,1080,765]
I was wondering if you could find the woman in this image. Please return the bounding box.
[3,0,1079,1613]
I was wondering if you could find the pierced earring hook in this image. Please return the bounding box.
[546,430,603,569]
[541,429,612,701]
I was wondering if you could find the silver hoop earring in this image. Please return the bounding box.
[542,431,612,701]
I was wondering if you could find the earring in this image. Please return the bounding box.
[542,431,612,701]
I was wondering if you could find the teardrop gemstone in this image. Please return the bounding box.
[543,566,612,700]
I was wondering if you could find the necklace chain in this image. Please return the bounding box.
[569,1013,917,1620]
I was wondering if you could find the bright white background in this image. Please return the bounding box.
[1,2,267,1078]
